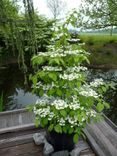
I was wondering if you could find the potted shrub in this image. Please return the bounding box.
[29,11,114,151]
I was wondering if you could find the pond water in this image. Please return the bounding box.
[0,64,39,110]
[0,64,117,125]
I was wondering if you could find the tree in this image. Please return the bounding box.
[0,0,53,61]
[79,0,117,35]
[46,0,66,19]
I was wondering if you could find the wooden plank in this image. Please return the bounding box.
[0,109,117,156]
[103,114,117,132]
[0,130,45,149]
[0,123,35,134]
[0,133,34,149]
[96,121,117,148]
[19,151,43,156]
[85,123,117,156]
[84,128,106,156]
[0,127,41,139]
[0,142,43,156]
[0,109,34,129]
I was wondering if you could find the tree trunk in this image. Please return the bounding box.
[110,26,113,36]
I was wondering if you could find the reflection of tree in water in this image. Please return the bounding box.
[0,64,33,110]
[6,88,38,110]
[87,69,117,125]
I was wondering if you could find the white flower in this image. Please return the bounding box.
[79,84,99,98]
[90,78,104,87]
[64,49,90,55]
[58,118,66,126]
[51,99,68,110]
[67,116,78,126]
[43,66,62,71]
[69,96,80,110]
[66,66,87,73]
[48,112,55,120]
[34,106,50,117]
[69,102,80,110]
[90,110,97,117]
[60,73,81,81]
[35,82,59,91]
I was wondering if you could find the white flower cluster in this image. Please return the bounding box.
[90,110,97,117]
[35,96,49,105]
[86,109,97,118]
[90,78,104,87]
[37,48,89,58]
[67,116,78,127]
[58,118,66,126]
[78,84,99,98]
[66,66,87,73]
[35,82,58,90]
[69,96,80,110]
[64,49,90,55]
[37,51,66,58]
[34,106,50,117]
[51,99,68,110]
[60,73,81,81]
[50,53,66,58]
[43,66,62,71]
[48,112,55,120]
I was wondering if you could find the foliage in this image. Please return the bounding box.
[78,0,117,35]
[0,0,53,67]
[29,10,114,143]
[80,34,117,46]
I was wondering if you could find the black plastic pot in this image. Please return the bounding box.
[47,131,75,152]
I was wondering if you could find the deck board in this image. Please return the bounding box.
[0,129,95,156]
[0,108,117,156]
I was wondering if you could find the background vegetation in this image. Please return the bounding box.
[79,34,117,68]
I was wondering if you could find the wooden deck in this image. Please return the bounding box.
[0,109,116,156]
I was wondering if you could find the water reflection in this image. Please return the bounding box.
[6,88,38,110]
[0,64,38,110]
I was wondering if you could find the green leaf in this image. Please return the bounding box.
[48,73,57,81]
[102,86,107,92]
[60,110,67,117]
[54,124,62,133]
[96,103,104,112]
[48,124,54,131]
[39,89,44,96]
[32,76,37,85]
[38,71,45,79]
[73,133,79,143]
[47,89,55,96]
[56,89,62,96]
[103,102,110,109]
[68,127,74,134]
[42,118,48,126]
[69,110,75,116]
[32,56,45,65]
[35,118,39,128]
[26,105,33,112]
[62,126,67,133]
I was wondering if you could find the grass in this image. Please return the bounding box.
[79,34,117,47]
[79,34,117,68]
[0,92,3,112]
